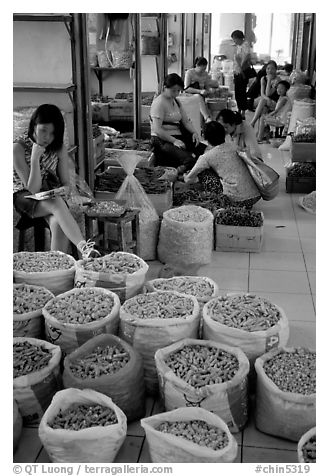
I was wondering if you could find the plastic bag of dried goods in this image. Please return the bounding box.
[13,337,62,425]
[157,205,214,267]
[62,334,145,422]
[38,388,127,463]
[13,284,54,339]
[299,191,316,214]
[42,287,120,356]
[202,293,290,366]
[293,117,316,142]
[287,99,316,135]
[13,400,23,453]
[141,407,238,463]
[297,427,316,463]
[254,347,316,441]
[119,291,200,395]
[114,153,159,260]
[74,252,149,303]
[13,251,76,296]
[155,338,250,433]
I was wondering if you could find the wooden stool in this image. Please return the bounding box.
[85,209,140,255]
[16,215,49,252]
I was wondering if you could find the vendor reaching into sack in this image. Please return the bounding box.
[13,104,100,259]
[184,121,261,209]
[150,73,206,174]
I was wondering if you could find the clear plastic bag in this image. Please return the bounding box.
[294,117,316,142]
[115,153,159,260]
[67,157,95,206]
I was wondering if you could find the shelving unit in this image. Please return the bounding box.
[91,67,131,96]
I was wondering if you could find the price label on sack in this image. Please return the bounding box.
[265,334,280,352]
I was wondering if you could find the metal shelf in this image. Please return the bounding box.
[13,14,72,22]
[13,82,76,93]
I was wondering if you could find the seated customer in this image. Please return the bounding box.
[184,121,261,209]
[150,73,206,173]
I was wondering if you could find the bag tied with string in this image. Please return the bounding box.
[115,153,159,261]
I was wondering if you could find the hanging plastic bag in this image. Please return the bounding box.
[115,153,159,261]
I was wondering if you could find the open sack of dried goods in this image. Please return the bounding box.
[119,291,200,394]
[297,427,316,463]
[74,252,148,303]
[38,388,127,463]
[299,191,316,214]
[13,251,76,296]
[13,284,54,338]
[13,337,62,424]
[157,205,214,267]
[114,153,159,260]
[13,400,23,453]
[254,347,316,441]
[42,287,120,356]
[63,334,145,422]
[155,338,250,433]
[202,293,289,367]
[141,407,238,463]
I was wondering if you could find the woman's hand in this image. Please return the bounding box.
[184,173,198,184]
[200,89,207,96]
[173,139,186,149]
[31,143,46,162]
[192,132,200,146]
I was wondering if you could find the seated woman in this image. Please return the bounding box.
[217,109,263,160]
[184,121,261,209]
[150,73,206,173]
[257,80,292,142]
[184,56,218,123]
[13,103,100,258]
[249,60,280,129]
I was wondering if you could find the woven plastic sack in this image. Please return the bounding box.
[74,252,149,303]
[254,347,316,441]
[140,407,238,463]
[38,388,127,463]
[288,98,316,134]
[114,153,159,260]
[157,205,214,266]
[297,427,316,463]
[287,84,311,102]
[42,287,120,356]
[202,293,290,366]
[119,291,200,394]
[13,400,23,453]
[62,334,145,422]
[13,251,76,296]
[155,338,250,433]
[13,284,54,339]
[13,337,62,424]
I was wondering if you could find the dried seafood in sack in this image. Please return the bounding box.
[254,347,316,441]
[13,284,54,338]
[13,337,62,424]
[145,276,218,304]
[141,407,238,463]
[38,388,127,463]
[79,252,143,275]
[13,251,76,296]
[42,288,120,355]
[119,291,200,394]
[202,293,289,365]
[157,205,214,267]
[155,338,249,432]
[298,428,316,463]
[63,334,145,422]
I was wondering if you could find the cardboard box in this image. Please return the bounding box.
[291,142,316,162]
[93,134,105,168]
[215,212,264,252]
[285,176,316,193]
[109,100,134,120]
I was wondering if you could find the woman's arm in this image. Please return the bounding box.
[184,69,205,94]
[13,142,45,193]
[272,96,288,115]
[260,77,268,99]
[56,145,71,189]
[184,153,210,182]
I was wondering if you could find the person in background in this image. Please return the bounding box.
[184,56,218,123]
[278,63,293,78]
[249,60,280,130]
[257,80,292,142]
[216,109,263,159]
[246,63,267,111]
[231,30,255,119]
[183,121,261,209]
[150,73,206,174]
[13,104,100,258]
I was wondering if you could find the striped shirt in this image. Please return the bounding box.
[13,132,59,193]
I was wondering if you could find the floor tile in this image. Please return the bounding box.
[262,233,302,252]
[303,252,316,272]
[250,251,306,271]
[243,415,297,451]
[300,237,316,253]
[127,397,154,437]
[287,321,316,349]
[242,446,298,463]
[35,447,51,463]
[208,251,249,269]
[197,266,249,291]
[263,221,299,237]
[254,291,315,322]
[114,436,144,463]
[308,272,316,295]
[14,427,43,463]
[297,222,316,238]
[249,269,311,294]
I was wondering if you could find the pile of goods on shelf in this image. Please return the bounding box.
[92,124,103,139]
[104,134,151,150]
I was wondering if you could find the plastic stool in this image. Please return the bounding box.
[16,215,49,252]
[85,209,140,255]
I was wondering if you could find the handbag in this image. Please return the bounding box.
[238,151,280,201]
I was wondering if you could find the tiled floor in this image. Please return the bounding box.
[13,144,316,464]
